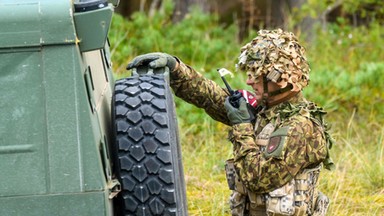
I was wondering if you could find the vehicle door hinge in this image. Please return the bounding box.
[107,179,121,199]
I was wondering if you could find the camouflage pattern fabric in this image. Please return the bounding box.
[229,191,247,216]
[228,93,328,193]
[237,29,310,92]
[170,61,331,194]
[313,191,330,216]
[170,61,231,125]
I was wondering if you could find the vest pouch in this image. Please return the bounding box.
[266,180,295,216]
[312,191,330,216]
[294,164,322,215]
[225,159,236,190]
[230,191,247,216]
[248,192,268,216]
[248,192,267,207]
[225,159,247,194]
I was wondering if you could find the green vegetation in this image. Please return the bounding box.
[109,1,384,215]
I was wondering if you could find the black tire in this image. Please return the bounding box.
[112,75,187,216]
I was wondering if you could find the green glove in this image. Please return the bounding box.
[126,52,177,72]
[224,97,254,125]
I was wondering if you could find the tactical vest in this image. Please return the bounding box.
[225,100,332,216]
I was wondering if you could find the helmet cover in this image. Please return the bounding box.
[237,29,310,91]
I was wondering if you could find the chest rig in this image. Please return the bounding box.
[225,99,331,216]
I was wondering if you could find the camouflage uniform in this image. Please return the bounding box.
[127,29,334,215]
[170,56,333,215]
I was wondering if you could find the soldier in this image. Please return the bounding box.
[127,29,334,216]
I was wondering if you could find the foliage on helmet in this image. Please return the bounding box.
[237,29,310,91]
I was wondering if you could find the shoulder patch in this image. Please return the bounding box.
[267,136,281,153]
[264,126,290,159]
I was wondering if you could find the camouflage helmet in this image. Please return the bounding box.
[237,29,310,91]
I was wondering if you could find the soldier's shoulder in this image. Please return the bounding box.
[279,114,312,129]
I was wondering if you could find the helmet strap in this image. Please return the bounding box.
[261,76,269,106]
[268,90,298,106]
[261,77,298,107]
[269,85,293,96]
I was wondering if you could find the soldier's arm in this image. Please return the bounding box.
[170,60,231,125]
[230,117,327,193]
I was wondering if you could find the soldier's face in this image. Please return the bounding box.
[246,72,280,101]
[246,74,263,101]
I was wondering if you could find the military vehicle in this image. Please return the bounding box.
[0,0,187,215]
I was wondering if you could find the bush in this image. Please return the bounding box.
[109,1,243,133]
[108,2,384,214]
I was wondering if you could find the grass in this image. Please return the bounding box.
[180,119,232,215]
[108,4,384,214]
[309,111,384,215]
[179,106,384,216]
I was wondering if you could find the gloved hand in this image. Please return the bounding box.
[126,52,177,72]
[224,97,255,125]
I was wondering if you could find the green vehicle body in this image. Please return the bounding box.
[0,0,121,215]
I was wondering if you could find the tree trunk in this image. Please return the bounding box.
[287,0,317,41]
[115,0,141,17]
[172,0,211,22]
